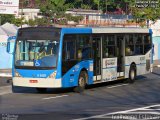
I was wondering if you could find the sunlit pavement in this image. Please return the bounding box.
[0,67,160,120]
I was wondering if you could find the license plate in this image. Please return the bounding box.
[29,80,38,83]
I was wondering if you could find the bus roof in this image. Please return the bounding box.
[61,27,92,34]
[92,27,150,34]
[18,27,150,35]
[61,27,150,34]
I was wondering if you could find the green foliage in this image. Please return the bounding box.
[65,14,84,23]
[81,4,91,9]
[36,0,68,18]
[12,17,25,27]
[27,19,36,26]
[35,17,51,26]
[131,0,160,22]
[0,14,15,25]
[35,0,160,26]
[72,16,84,23]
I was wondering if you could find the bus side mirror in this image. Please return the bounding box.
[7,42,13,54]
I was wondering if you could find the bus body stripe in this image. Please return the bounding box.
[125,63,146,66]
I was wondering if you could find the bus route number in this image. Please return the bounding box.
[37,74,46,78]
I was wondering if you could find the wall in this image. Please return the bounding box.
[0,36,15,69]
[150,20,160,66]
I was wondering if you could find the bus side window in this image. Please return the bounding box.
[63,35,76,60]
[135,34,143,55]
[77,35,91,60]
[78,48,82,59]
[126,46,134,55]
[144,34,151,54]
[125,34,134,56]
[82,39,91,59]
[66,51,70,60]
[103,35,116,58]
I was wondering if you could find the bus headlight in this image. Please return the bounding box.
[14,70,21,77]
[49,72,56,78]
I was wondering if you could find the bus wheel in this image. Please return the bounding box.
[12,83,19,93]
[128,65,136,83]
[74,71,87,93]
[36,88,47,93]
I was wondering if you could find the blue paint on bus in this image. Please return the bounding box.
[56,28,92,79]
[62,60,93,87]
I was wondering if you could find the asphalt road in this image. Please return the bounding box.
[0,77,11,87]
[0,68,160,120]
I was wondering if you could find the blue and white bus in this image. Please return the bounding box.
[7,27,152,93]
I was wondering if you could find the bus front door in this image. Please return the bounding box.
[92,37,102,81]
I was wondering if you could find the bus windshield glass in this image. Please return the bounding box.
[14,28,60,69]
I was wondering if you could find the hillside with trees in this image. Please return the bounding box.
[0,0,160,26]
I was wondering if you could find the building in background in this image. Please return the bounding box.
[0,23,18,69]
[66,9,133,27]
[150,20,160,66]
[16,8,42,21]
[0,0,19,15]
[16,0,42,20]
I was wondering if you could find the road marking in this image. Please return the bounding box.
[73,104,160,120]
[107,84,128,89]
[42,95,68,100]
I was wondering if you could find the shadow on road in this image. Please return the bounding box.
[152,72,160,76]
[12,75,147,95]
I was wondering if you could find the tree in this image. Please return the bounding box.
[35,17,50,26]
[35,0,160,27]
[126,0,160,27]
[27,19,36,26]
[36,0,68,19]
[12,17,26,27]
[66,0,95,10]
[0,14,15,25]
[93,0,100,10]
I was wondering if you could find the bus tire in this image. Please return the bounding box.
[12,83,19,93]
[36,88,47,93]
[128,65,136,83]
[74,71,87,93]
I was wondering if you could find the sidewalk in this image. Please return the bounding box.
[0,69,12,77]
[153,60,160,67]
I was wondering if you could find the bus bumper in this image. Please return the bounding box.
[13,77,62,88]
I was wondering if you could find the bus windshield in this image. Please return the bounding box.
[14,27,61,69]
[15,39,59,69]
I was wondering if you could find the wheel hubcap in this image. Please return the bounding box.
[131,70,135,80]
[79,77,85,87]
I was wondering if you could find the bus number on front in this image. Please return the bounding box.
[37,74,46,78]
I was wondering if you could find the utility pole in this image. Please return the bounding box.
[21,0,23,28]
